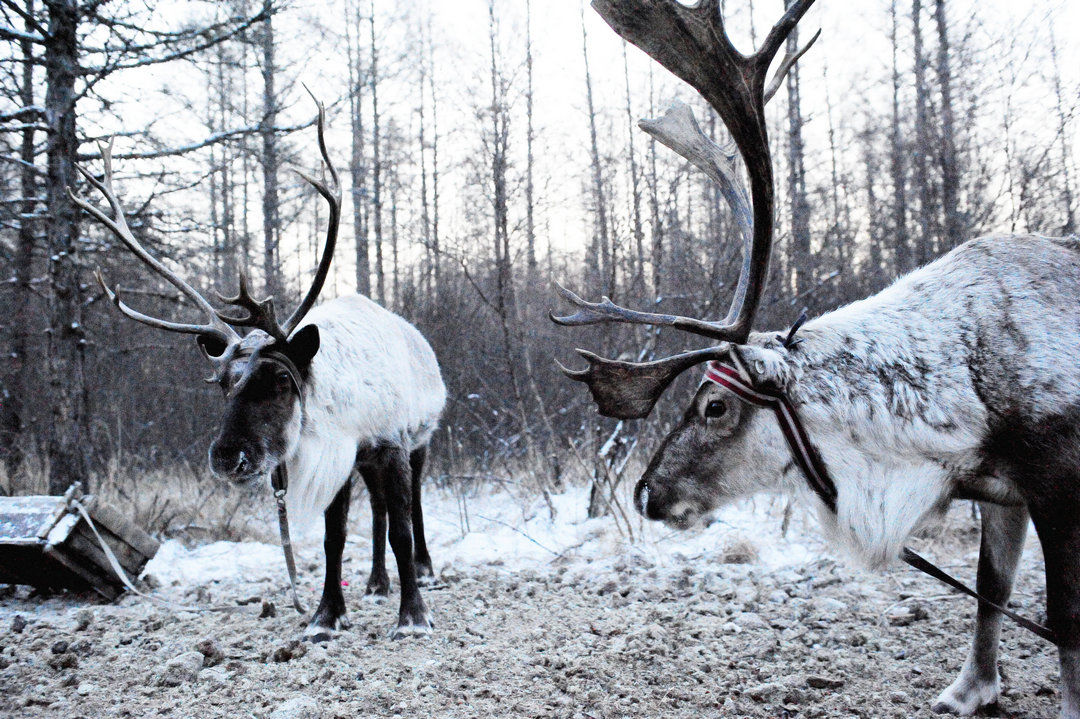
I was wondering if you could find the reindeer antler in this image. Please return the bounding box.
[553,0,820,418]
[69,142,241,360]
[214,271,286,342]
[215,93,341,343]
[76,95,342,373]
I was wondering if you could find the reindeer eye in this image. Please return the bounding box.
[704,400,728,419]
[274,371,292,392]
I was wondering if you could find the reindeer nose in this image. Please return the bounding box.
[634,479,665,520]
[210,444,251,478]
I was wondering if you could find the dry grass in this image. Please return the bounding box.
[0,452,274,544]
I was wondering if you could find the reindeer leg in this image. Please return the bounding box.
[409,446,436,586]
[933,501,1027,715]
[380,446,432,638]
[306,479,352,642]
[359,465,390,601]
[1029,497,1080,719]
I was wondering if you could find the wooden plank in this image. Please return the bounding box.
[0,495,67,542]
[82,498,160,560]
[42,544,120,601]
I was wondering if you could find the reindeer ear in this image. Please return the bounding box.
[285,324,320,369]
[729,345,790,391]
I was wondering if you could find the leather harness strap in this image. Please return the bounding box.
[703,360,1059,646]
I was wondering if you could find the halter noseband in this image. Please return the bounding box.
[703,360,837,512]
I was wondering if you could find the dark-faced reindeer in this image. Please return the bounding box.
[554,1,1080,716]
[72,107,444,640]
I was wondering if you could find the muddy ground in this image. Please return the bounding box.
[0,511,1063,719]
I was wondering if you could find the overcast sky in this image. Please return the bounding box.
[82,0,1080,292]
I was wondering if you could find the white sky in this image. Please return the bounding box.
[79,0,1080,297]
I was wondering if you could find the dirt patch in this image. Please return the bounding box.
[0,518,1061,719]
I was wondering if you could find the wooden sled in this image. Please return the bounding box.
[0,483,159,600]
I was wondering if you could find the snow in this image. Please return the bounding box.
[144,539,284,587]
[144,483,826,590]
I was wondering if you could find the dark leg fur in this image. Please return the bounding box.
[306,480,352,641]
[933,502,1027,714]
[379,446,431,637]
[983,409,1080,718]
[1028,499,1080,719]
[410,446,436,585]
[360,465,390,600]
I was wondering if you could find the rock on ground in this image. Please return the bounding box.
[0,511,1061,718]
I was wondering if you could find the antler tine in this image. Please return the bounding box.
[584,0,818,344]
[284,91,341,335]
[550,282,739,341]
[764,28,821,104]
[215,271,287,342]
[71,143,239,346]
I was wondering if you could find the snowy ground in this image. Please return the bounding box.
[0,484,1063,718]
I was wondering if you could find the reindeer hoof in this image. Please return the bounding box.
[364,574,390,601]
[932,672,999,715]
[391,610,433,640]
[305,610,350,642]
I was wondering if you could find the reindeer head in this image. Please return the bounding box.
[553,0,818,528]
[71,100,341,486]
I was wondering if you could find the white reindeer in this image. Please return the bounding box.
[72,106,443,639]
[554,1,1080,716]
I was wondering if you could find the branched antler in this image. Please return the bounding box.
[552,0,820,418]
[69,142,241,353]
[75,94,342,374]
[215,271,286,342]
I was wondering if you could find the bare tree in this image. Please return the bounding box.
[784,0,812,297]
[259,0,282,299]
[345,0,370,295]
[369,0,385,304]
[889,0,911,274]
[581,8,612,295]
[934,0,962,249]
[911,0,935,264]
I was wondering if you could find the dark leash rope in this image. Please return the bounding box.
[703,359,1060,646]
[271,463,307,614]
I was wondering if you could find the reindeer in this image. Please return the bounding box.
[553,1,1080,716]
[71,106,443,640]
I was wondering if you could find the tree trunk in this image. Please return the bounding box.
[524,0,537,283]
[623,41,645,295]
[912,0,934,265]
[259,2,282,299]
[647,66,663,296]
[417,28,432,299]
[369,0,385,305]
[428,28,441,298]
[889,0,910,274]
[581,10,611,295]
[934,0,962,249]
[346,0,370,295]
[784,0,811,298]
[1049,29,1075,236]
[44,0,89,494]
[4,0,38,470]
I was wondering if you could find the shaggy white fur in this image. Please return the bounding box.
[758,235,1077,567]
[278,294,445,524]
